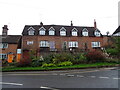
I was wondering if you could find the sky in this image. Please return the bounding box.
[0,0,119,35]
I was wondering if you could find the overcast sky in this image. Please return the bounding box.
[0,0,119,35]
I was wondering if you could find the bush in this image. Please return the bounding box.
[57,61,73,66]
[86,50,105,63]
[42,63,56,67]
[31,56,44,67]
[106,48,119,56]
[53,53,74,64]
[71,53,87,64]
[43,53,55,64]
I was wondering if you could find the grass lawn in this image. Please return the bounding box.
[2,62,120,72]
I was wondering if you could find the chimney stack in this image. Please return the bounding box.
[94,19,97,29]
[71,21,73,26]
[40,22,43,26]
[2,25,8,36]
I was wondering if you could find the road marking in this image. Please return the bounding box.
[59,74,66,76]
[113,78,120,80]
[52,73,58,75]
[40,86,59,90]
[99,77,109,79]
[77,75,84,77]
[89,76,96,78]
[67,75,74,77]
[0,82,23,86]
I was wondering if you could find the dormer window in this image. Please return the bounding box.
[82,28,88,36]
[28,27,35,35]
[49,27,55,35]
[72,28,78,36]
[95,30,101,37]
[39,27,46,35]
[60,27,66,36]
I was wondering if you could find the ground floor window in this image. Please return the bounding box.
[40,41,49,47]
[0,54,7,59]
[69,41,78,48]
[91,42,101,48]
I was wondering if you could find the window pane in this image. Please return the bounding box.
[49,31,55,35]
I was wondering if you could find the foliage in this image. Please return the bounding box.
[71,53,87,64]
[31,56,44,67]
[42,63,56,67]
[43,53,55,64]
[106,48,119,56]
[86,50,105,63]
[52,53,74,64]
[57,61,73,66]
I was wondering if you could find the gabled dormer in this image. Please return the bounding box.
[39,26,46,35]
[28,27,35,35]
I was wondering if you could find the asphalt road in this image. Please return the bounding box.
[1,67,120,89]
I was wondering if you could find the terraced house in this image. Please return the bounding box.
[22,20,109,56]
[1,25,21,63]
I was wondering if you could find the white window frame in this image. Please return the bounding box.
[82,28,88,36]
[69,41,78,48]
[40,41,49,47]
[91,42,101,48]
[0,54,7,59]
[39,27,46,35]
[95,30,101,37]
[60,27,66,36]
[49,27,55,35]
[27,41,33,45]
[0,43,8,48]
[28,27,35,35]
[72,28,78,36]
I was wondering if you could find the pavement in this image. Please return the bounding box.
[1,67,120,89]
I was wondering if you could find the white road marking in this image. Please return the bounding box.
[40,86,59,90]
[99,77,109,79]
[52,73,58,75]
[89,76,96,78]
[59,74,66,76]
[67,75,74,77]
[77,75,84,77]
[0,82,23,86]
[113,78,120,80]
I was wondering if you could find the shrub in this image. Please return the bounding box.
[31,56,44,67]
[43,53,55,64]
[42,63,56,67]
[71,53,87,64]
[86,50,105,63]
[57,61,73,66]
[53,53,74,64]
[106,48,119,56]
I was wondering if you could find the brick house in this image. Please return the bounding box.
[22,20,109,56]
[0,25,21,62]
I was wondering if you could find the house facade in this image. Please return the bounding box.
[22,21,109,56]
[1,25,21,62]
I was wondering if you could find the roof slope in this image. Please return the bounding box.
[22,25,102,36]
[1,35,21,44]
[113,26,120,34]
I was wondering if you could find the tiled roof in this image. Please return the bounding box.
[113,26,120,34]
[22,25,102,36]
[1,35,21,44]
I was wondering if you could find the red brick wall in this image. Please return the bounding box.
[22,36,105,53]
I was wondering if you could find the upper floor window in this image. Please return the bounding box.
[39,27,46,35]
[95,30,101,37]
[27,41,33,45]
[69,41,78,48]
[0,43,8,48]
[72,28,78,36]
[91,42,100,48]
[60,27,66,36]
[82,28,88,36]
[40,41,49,47]
[28,27,35,35]
[49,27,55,35]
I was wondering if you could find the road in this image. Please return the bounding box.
[1,67,120,89]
